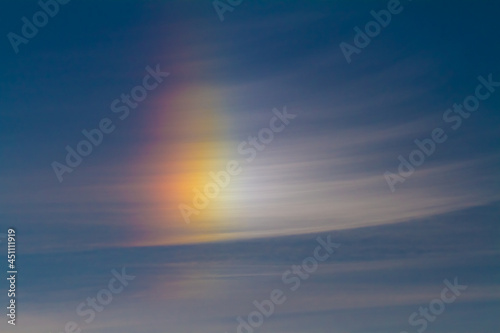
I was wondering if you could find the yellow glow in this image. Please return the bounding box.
[141,84,231,244]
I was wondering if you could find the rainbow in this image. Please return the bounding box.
[135,77,236,246]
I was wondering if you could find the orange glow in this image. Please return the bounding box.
[139,84,231,244]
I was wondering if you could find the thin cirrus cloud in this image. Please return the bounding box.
[14,204,500,333]
[0,1,498,252]
[1,56,499,252]
[0,1,499,333]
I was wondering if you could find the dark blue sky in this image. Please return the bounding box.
[0,1,499,332]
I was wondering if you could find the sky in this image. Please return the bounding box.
[0,0,499,332]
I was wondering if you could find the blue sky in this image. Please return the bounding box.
[0,0,499,332]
